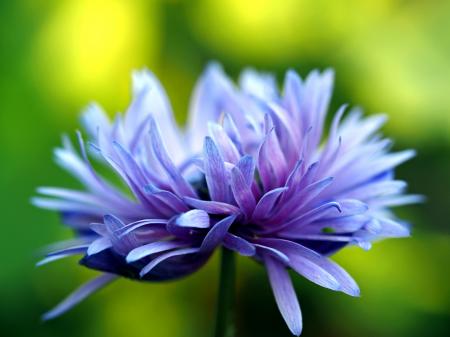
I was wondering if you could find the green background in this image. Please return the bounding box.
[1,1,449,336]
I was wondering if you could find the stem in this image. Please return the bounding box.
[214,247,236,337]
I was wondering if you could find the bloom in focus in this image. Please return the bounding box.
[34,64,420,335]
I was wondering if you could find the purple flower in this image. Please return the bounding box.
[34,64,420,335]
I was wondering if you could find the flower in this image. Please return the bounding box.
[34,64,420,335]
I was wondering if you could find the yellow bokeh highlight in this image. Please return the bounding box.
[32,0,159,111]
[189,0,401,63]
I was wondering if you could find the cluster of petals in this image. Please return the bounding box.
[34,63,420,335]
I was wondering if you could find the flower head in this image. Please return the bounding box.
[34,64,419,334]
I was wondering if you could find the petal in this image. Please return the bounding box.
[252,187,288,221]
[37,244,89,267]
[260,238,360,297]
[127,241,187,263]
[140,248,200,277]
[104,214,138,255]
[223,233,256,256]
[128,69,185,163]
[187,63,242,154]
[144,185,189,213]
[236,155,256,187]
[42,273,117,320]
[149,118,197,198]
[265,256,302,336]
[80,103,111,139]
[176,209,210,228]
[203,137,229,202]
[257,128,288,191]
[184,197,240,215]
[200,215,237,253]
[376,217,411,238]
[87,237,112,256]
[230,166,256,219]
[208,123,241,163]
[255,244,290,265]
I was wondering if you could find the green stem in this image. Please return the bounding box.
[214,247,236,337]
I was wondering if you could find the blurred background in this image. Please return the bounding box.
[1,0,449,336]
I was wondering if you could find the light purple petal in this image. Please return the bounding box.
[257,128,288,191]
[140,248,200,277]
[375,217,411,238]
[203,137,229,202]
[128,69,185,163]
[127,241,187,263]
[208,123,241,163]
[87,237,112,256]
[230,166,256,219]
[176,209,210,228]
[149,118,197,198]
[236,155,256,187]
[265,256,302,336]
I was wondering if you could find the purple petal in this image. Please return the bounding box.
[149,118,197,198]
[269,201,341,235]
[369,194,425,208]
[37,244,89,267]
[87,237,112,256]
[140,247,200,277]
[42,273,117,320]
[255,244,290,264]
[252,187,288,221]
[258,239,339,291]
[260,238,360,296]
[116,219,168,237]
[184,197,240,215]
[200,215,237,252]
[31,197,103,215]
[230,167,256,219]
[144,185,189,213]
[187,63,242,154]
[257,128,288,191]
[81,103,111,139]
[112,141,147,187]
[236,155,256,187]
[223,233,256,256]
[265,256,302,336]
[127,241,187,263]
[128,69,185,163]
[203,137,229,202]
[176,210,210,228]
[208,123,240,163]
[305,214,369,234]
[376,217,411,238]
[104,214,138,255]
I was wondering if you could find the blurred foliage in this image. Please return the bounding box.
[0,0,449,336]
